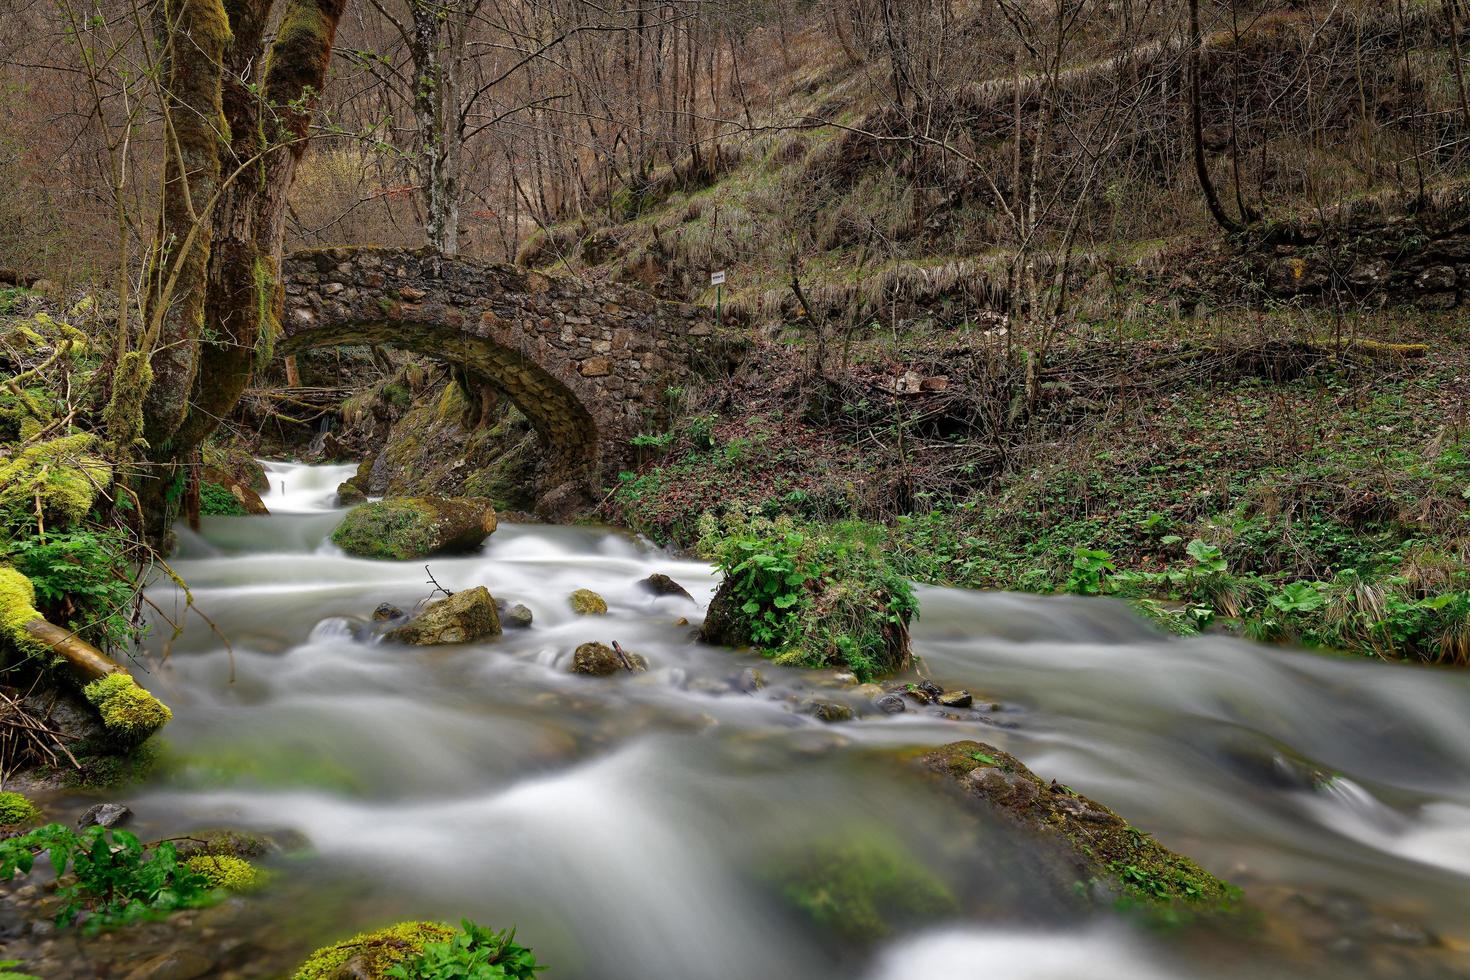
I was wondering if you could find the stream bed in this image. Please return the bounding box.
[8,460,1470,979]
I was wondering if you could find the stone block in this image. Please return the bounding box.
[580,357,612,377]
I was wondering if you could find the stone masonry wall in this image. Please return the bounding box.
[280,247,716,508]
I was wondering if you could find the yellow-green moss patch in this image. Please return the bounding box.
[83,673,172,748]
[186,855,263,891]
[0,791,39,825]
[0,434,112,530]
[568,589,608,615]
[0,566,45,661]
[293,921,456,980]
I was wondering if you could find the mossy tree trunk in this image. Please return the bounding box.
[127,0,348,545]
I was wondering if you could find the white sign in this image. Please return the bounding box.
[710,270,726,286]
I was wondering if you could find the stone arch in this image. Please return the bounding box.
[279,247,714,513]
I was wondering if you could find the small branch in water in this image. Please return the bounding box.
[424,566,454,600]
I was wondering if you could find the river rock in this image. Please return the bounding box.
[502,602,533,628]
[77,802,132,829]
[331,496,498,560]
[571,642,646,676]
[639,573,694,602]
[917,741,1238,911]
[874,693,907,714]
[801,699,855,723]
[938,690,973,708]
[385,587,501,645]
[372,603,404,623]
[568,589,608,615]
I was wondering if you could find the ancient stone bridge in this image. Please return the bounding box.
[280,247,716,512]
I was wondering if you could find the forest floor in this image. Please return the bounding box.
[607,305,1470,665]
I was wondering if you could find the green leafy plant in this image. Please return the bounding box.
[386,920,543,980]
[0,824,215,933]
[2,526,143,651]
[1065,547,1115,595]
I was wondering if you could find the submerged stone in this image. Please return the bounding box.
[503,602,534,628]
[331,496,497,560]
[938,690,973,708]
[385,587,501,645]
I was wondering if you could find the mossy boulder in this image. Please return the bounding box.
[331,497,497,560]
[384,587,501,645]
[568,589,608,615]
[917,741,1239,913]
[0,434,112,530]
[0,791,38,825]
[82,673,172,749]
[294,921,457,980]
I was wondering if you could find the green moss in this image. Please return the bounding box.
[0,435,112,530]
[775,836,956,941]
[162,744,362,794]
[0,791,39,825]
[330,499,441,560]
[83,673,172,748]
[568,589,608,615]
[56,741,161,790]
[252,255,281,371]
[103,350,153,453]
[185,855,263,891]
[293,921,457,980]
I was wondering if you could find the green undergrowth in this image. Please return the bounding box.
[200,481,248,516]
[612,329,1470,666]
[699,514,916,680]
[0,824,216,933]
[295,919,542,980]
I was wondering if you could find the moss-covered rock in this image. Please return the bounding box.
[293,921,457,980]
[336,481,367,506]
[568,589,608,615]
[331,497,497,560]
[384,586,501,645]
[0,434,112,530]
[186,855,264,891]
[699,517,915,681]
[0,791,39,825]
[570,641,646,676]
[917,741,1239,914]
[82,673,172,749]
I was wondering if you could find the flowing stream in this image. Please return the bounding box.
[26,461,1470,978]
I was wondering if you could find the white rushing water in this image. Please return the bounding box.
[112,462,1470,979]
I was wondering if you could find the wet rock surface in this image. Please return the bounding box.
[638,573,695,602]
[331,496,497,560]
[385,587,501,645]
